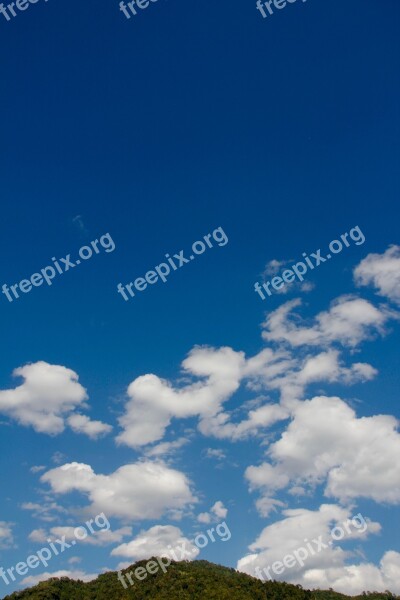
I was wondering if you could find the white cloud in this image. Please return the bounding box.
[200,348,375,436]
[48,526,132,546]
[199,401,288,440]
[262,259,315,295]
[197,513,212,524]
[144,437,189,457]
[0,362,111,438]
[267,349,377,404]
[198,500,228,523]
[246,395,400,505]
[254,497,286,518]
[21,570,98,587]
[0,522,14,549]
[30,465,46,474]
[0,362,87,434]
[300,281,315,293]
[211,500,228,519]
[41,461,196,520]
[237,504,388,594]
[301,551,400,594]
[67,413,112,439]
[355,245,400,305]
[21,501,68,522]
[28,528,48,543]
[29,525,131,547]
[52,451,67,465]
[264,259,287,277]
[116,313,381,447]
[204,448,226,460]
[262,296,392,348]
[116,346,245,448]
[111,524,198,560]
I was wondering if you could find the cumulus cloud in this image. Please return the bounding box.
[198,500,228,523]
[0,362,87,434]
[41,461,196,520]
[199,402,288,440]
[48,526,132,546]
[262,296,391,348]
[30,465,46,474]
[0,522,14,549]
[21,501,67,522]
[67,414,112,439]
[200,348,376,435]
[355,245,400,305]
[28,528,48,543]
[211,500,228,519]
[262,349,377,404]
[144,437,190,458]
[262,259,315,295]
[111,524,198,560]
[238,504,376,575]
[29,525,132,547]
[116,347,245,448]
[245,396,400,506]
[0,362,110,437]
[21,570,98,587]
[52,451,68,465]
[204,448,226,460]
[236,504,393,594]
[116,310,380,447]
[301,551,400,595]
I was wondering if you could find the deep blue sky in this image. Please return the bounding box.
[0,0,399,595]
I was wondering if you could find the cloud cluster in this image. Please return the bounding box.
[0,362,111,437]
[116,336,377,447]
[41,461,196,520]
[9,244,400,596]
[355,245,400,305]
[67,413,112,439]
[262,296,391,348]
[262,259,315,295]
[237,504,400,595]
[0,522,14,549]
[144,437,190,458]
[246,395,400,506]
[29,525,132,546]
[197,500,228,524]
[116,347,245,448]
[302,551,400,595]
[21,500,67,522]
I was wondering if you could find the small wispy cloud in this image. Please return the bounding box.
[72,215,88,234]
[262,259,315,295]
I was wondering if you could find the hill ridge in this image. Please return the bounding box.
[2,558,399,600]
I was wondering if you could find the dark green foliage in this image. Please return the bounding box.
[2,560,398,600]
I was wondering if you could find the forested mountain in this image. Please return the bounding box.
[2,560,398,600]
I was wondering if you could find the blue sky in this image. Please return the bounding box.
[0,0,399,595]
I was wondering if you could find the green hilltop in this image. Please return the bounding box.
[2,559,398,600]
